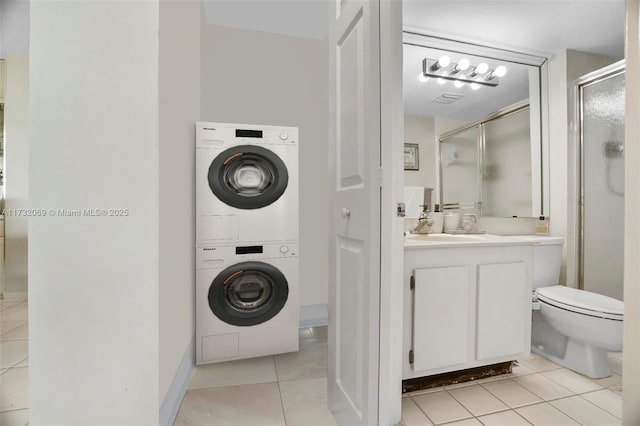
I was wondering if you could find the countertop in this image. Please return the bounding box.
[404,233,542,249]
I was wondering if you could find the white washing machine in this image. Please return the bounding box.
[196,122,298,246]
[196,242,299,365]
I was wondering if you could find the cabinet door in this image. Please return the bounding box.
[413,266,470,371]
[476,262,526,360]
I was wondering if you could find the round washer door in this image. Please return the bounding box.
[208,145,289,209]
[208,261,289,326]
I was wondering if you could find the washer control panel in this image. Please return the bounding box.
[196,122,298,148]
[197,242,298,269]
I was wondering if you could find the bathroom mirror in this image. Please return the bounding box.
[403,34,548,217]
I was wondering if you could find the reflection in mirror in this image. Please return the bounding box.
[403,39,544,217]
[440,103,534,217]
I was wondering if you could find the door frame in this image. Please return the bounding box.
[378,1,405,423]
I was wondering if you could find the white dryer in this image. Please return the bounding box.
[196,242,299,365]
[196,122,298,246]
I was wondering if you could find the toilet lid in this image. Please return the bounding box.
[537,286,623,320]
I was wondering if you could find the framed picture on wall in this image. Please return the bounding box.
[404,143,419,170]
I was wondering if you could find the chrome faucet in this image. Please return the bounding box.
[411,205,433,234]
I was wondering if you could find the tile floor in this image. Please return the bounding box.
[402,354,623,426]
[175,326,337,426]
[0,302,625,426]
[176,328,623,426]
[0,294,29,426]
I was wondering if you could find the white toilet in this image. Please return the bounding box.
[530,236,624,378]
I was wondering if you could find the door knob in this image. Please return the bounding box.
[341,208,351,218]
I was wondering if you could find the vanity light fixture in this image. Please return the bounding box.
[422,58,507,88]
[484,65,508,81]
[474,62,490,75]
[429,55,451,72]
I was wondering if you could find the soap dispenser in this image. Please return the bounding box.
[430,204,444,233]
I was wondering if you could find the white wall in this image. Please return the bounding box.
[0,0,29,58]
[158,0,200,409]
[403,115,436,190]
[200,24,329,308]
[435,117,472,137]
[623,2,640,422]
[547,49,617,286]
[29,1,160,423]
[3,55,28,294]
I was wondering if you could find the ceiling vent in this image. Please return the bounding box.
[432,93,464,104]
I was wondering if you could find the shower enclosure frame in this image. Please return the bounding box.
[571,59,625,290]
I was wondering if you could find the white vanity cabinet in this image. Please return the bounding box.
[403,238,533,380]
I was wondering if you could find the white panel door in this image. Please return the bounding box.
[328,0,383,424]
[413,266,471,372]
[476,262,527,360]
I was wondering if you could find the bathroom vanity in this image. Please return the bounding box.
[403,234,534,381]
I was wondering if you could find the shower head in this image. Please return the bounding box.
[604,141,624,159]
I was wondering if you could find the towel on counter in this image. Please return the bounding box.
[404,186,425,218]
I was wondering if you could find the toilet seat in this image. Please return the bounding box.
[537,285,623,321]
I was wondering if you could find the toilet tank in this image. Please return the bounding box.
[530,236,564,289]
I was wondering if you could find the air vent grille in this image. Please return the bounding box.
[432,93,464,104]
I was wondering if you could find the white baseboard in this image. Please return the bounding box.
[299,304,328,328]
[159,335,195,426]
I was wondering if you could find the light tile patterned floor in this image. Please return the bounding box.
[401,354,624,426]
[175,326,337,426]
[0,294,29,426]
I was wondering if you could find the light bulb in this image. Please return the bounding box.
[458,58,470,71]
[418,73,429,83]
[437,78,446,85]
[471,83,481,90]
[476,63,489,74]
[454,80,464,88]
[494,65,507,77]
[438,55,451,67]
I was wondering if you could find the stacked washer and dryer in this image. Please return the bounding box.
[195,122,299,365]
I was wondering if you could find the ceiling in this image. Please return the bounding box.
[202,0,626,120]
[403,0,625,59]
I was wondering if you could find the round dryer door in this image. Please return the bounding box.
[208,261,289,326]
[208,145,289,209]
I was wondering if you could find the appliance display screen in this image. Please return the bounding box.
[236,246,264,255]
[236,129,263,138]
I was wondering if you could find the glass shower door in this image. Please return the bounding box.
[483,108,532,217]
[440,126,481,210]
[580,67,625,301]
